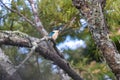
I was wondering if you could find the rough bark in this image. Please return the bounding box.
[72,0,120,79]
[0,48,22,80]
[0,31,83,80]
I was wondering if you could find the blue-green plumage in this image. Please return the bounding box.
[48,32,55,37]
[48,25,63,40]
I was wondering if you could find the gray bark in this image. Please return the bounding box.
[0,48,22,80]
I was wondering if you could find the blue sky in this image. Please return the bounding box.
[57,18,87,52]
[57,35,86,52]
[0,0,11,7]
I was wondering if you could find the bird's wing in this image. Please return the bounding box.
[48,32,55,36]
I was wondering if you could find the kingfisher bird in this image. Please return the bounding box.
[48,25,63,40]
[48,25,64,59]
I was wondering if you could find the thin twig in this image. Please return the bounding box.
[15,42,37,69]
[0,1,35,27]
[60,13,79,33]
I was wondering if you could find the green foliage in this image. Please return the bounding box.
[19,59,60,80]
[73,61,115,80]
[38,0,79,32]
[105,0,120,31]
[105,0,120,53]
[0,0,40,37]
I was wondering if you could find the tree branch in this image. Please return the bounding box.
[0,31,83,80]
[28,0,48,36]
[0,0,48,36]
[0,1,35,27]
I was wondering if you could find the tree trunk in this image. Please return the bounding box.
[0,48,22,80]
[72,0,120,79]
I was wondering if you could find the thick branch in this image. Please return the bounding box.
[0,31,83,80]
[72,0,120,79]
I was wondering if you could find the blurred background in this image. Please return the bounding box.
[0,0,120,80]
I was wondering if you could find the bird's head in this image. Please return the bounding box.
[53,25,63,32]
